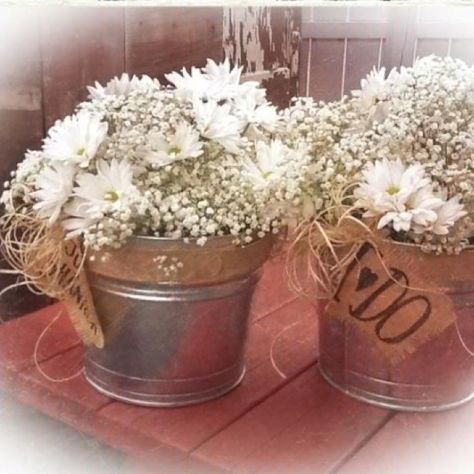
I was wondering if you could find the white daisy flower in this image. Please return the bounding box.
[145,122,203,167]
[238,80,267,104]
[355,158,430,218]
[32,162,75,225]
[43,111,108,167]
[87,73,160,100]
[165,66,209,102]
[73,159,137,215]
[62,198,100,238]
[430,195,467,235]
[193,100,244,153]
[202,58,242,86]
[234,92,279,135]
[352,67,398,121]
[241,140,289,189]
[407,186,444,234]
[167,59,242,104]
[355,159,447,233]
[377,186,442,233]
[377,211,414,233]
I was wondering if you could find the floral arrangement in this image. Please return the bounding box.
[284,56,474,295]
[3,54,473,302]
[2,59,310,252]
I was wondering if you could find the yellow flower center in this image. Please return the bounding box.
[105,190,119,203]
[262,171,274,180]
[77,147,86,156]
[168,145,181,156]
[386,185,400,196]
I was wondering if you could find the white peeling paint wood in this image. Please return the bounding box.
[223,7,269,73]
[223,7,300,108]
[283,9,300,81]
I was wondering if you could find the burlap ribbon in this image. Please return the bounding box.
[0,212,104,348]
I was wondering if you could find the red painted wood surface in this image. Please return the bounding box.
[2,260,474,472]
[0,260,407,473]
[194,369,389,473]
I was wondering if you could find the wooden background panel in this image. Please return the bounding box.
[450,39,474,65]
[301,4,388,101]
[344,39,382,96]
[0,7,44,184]
[301,4,347,101]
[415,38,449,59]
[126,7,223,82]
[0,7,49,319]
[347,4,389,23]
[40,7,125,128]
[311,5,348,23]
[307,39,345,101]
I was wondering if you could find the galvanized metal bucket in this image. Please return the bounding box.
[318,241,474,412]
[83,234,274,407]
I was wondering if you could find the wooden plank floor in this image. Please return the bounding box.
[0,259,470,473]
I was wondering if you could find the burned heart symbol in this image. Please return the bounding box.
[356,267,379,292]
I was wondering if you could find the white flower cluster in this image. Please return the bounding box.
[2,60,307,249]
[283,55,474,253]
[354,158,466,237]
[280,97,359,221]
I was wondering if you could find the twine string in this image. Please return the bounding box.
[0,211,86,300]
[269,322,300,379]
[287,202,448,303]
[33,308,84,383]
[455,319,474,357]
[0,209,87,382]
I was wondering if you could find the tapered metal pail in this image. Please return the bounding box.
[318,241,474,412]
[83,234,274,407]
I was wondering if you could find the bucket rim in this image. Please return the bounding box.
[376,237,474,254]
[123,231,277,250]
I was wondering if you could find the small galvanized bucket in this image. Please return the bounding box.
[83,234,274,407]
[318,240,474,412]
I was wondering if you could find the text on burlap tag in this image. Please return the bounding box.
[327,242,455,364]
[59,240,104,348]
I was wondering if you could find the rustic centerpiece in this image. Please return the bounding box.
[0,59,309,406]
[284,56,474,411]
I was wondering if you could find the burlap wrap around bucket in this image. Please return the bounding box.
[319,240,474,411]
[84,234,274,407]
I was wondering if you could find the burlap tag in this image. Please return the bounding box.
[60,240,104,348]
[327,241,455,364]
